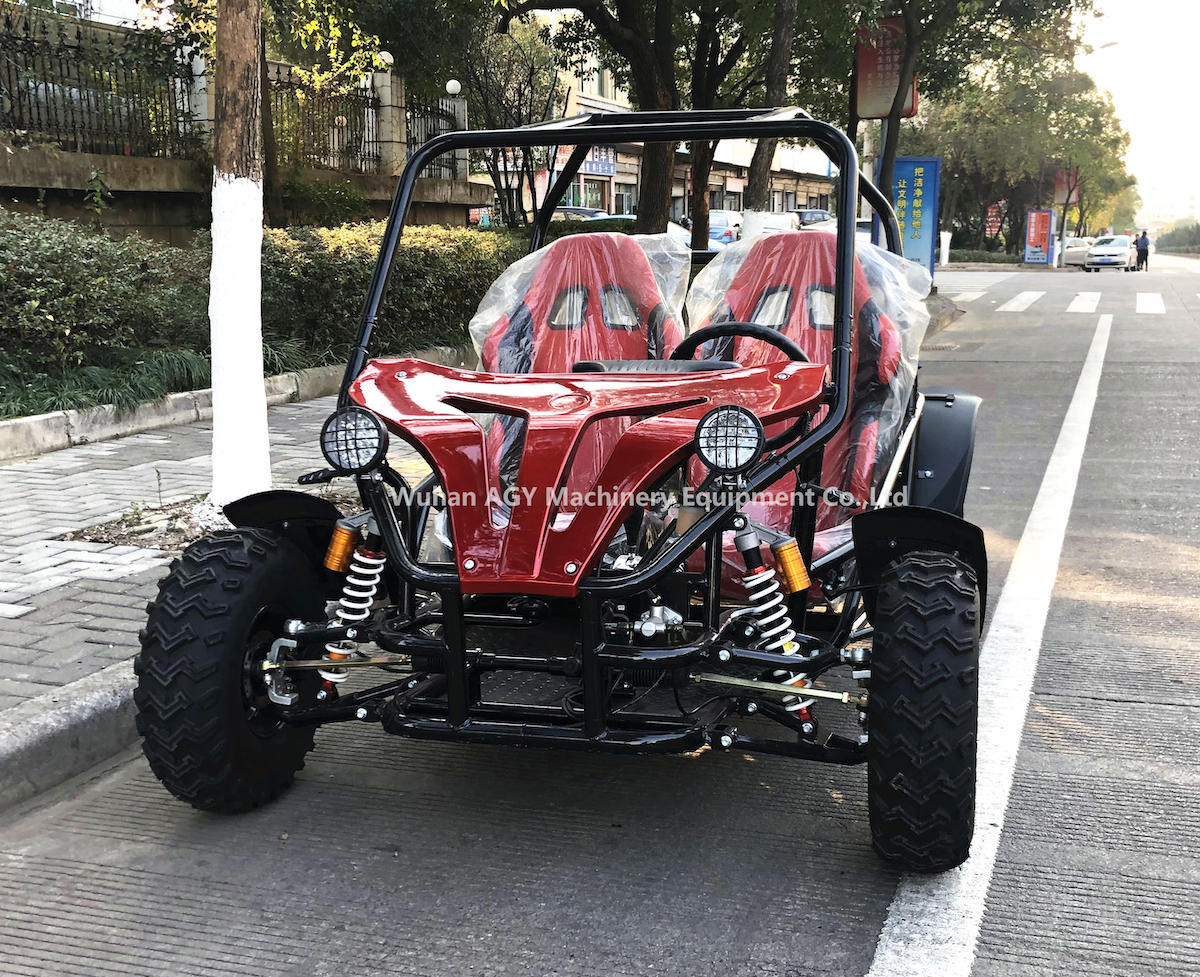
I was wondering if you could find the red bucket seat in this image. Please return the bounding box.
[685,231,901,580]
[473,233,686,515]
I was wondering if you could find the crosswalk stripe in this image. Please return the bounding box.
[996,291,1045,312]
[951,291,985,303]
[1136,292,1165,314]
[1066,292,1101,313]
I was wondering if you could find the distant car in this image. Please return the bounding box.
[708,209,743,245]
[800,216,874,246]
[796,208,833,226]
[581,215,725,252]
[554,206,609,221]
[1061,237,1093,268]
[744,211,801,236]
[1085,235,1136,272]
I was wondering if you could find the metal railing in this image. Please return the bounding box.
[268,64,380,174]
[405,97,463,179]
[0,5,203,158]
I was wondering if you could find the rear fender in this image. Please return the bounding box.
[852,506,987,628]
[909,387,980,517]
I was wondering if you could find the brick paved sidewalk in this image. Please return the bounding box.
[0,396,426,712]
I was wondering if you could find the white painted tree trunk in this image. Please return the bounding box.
[208,172,271,505]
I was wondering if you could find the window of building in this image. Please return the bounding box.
[583,178,609,211]
[771,190,784,212]
[724,191,742,211]
[784,191,797,211]
[614,182,638,215]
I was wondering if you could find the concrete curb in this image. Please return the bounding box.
[0,660,135,813]
[0,344,476,464]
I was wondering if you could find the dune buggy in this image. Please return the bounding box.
[136,108,986,872]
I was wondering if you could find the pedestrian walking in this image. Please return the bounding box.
[1137,230,1150,271]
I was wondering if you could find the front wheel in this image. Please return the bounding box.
[135,529,326,812]
[866,551,980,872]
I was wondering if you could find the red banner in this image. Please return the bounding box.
[855,17,918,120]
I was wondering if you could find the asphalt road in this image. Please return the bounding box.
[2,255,1198,977]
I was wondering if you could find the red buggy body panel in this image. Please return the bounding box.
[350,357,827,596]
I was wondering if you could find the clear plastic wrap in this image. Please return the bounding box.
[469,231,690,371]
[465,231,691,526]
[682,230,928,595]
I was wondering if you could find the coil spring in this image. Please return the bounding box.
[742,565,805,711]
[319,547,386,682]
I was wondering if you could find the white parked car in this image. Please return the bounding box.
[742,211,801,236]
[1085,235,1136,272]
[1062,237,1093,268]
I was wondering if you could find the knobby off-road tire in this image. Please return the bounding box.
[135,529,325,813]
[867,551,980,872]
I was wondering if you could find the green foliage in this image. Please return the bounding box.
[0,211,530,417]
[0,210,209,376]
[1157,223,1200,252]
[84,170,113,224]
[259,221,528,353]
[948,249,1020,264]
[281,174,372,225]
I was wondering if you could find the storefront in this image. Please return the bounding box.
[548,144,618,212]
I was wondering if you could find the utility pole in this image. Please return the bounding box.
[208,0,271,505]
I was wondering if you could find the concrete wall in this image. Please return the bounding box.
[1,143,491,240]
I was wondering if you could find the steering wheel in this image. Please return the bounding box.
[669,321,810,364]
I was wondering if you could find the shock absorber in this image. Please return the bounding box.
[319,541,387,682]
[734,521,808,711]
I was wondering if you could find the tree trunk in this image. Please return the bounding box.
[209,0,271,506]
[745,0,798,212]
[259,30,284,227]
[689,140,716,251]
[637,141,676,233]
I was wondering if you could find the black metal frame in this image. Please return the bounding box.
[299,108,905,760]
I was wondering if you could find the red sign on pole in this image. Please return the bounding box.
[855,17,917,120]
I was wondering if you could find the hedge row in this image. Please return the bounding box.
[948,249,1021,264]
[0,212,530,416]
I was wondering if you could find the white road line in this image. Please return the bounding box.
[867,313,1113,977]
[1136,292,1165,314]
[1066,291,1100,313]
[995,291,1044,312]
[951,291,986,303]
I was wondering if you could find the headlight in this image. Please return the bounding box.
[320,406,389,473]
[695,405,764,474]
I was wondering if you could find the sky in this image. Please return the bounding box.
[1075,0,1200,225]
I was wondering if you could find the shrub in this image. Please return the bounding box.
[0,210,209,376]
[0,211,532,417]
[259,222,527,355]
[948,249,1020,264]
[281,175,373,226]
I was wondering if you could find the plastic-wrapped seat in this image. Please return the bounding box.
[468,232,690,516]
[684,231,927,588]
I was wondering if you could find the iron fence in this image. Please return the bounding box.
[269,64,380,174]
[406,97,463,179]
[0,5,203,158]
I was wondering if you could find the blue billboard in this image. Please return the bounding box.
[890,156,941,277]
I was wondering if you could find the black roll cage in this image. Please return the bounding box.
[314,108,905,755]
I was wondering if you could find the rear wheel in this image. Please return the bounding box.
[135,529,325,812]
[866,551,979,872]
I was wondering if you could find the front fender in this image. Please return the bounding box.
[852,505,988,628]
[223,490,344,569]
[909,387,980,518]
